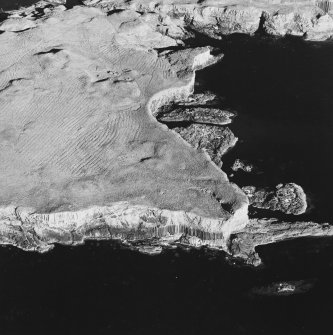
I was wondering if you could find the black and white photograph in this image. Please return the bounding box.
[0,0,332,334]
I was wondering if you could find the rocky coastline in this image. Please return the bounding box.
[0,0,332,266]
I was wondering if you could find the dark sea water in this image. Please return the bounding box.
[195,34,333,224]
[1,1,333,333]
[1,239,333,335]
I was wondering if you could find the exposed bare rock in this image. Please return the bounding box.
[173,124,237,167]
[81,1,333,41]
[0,4,249,252]
[179,92,224,107]
[242,183,307,215]
[2,200,331,269]
[230,219,333,266]
[306,13,333,40]
[262,7,333,40]
[84,2,262,39]
[231,159,254,173]
[158,107,235,125]
[188,5,262,38]
[0,202,249,253]
[3,1,333,41]
[248,279,316,297]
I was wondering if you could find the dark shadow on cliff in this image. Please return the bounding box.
[194,34,333,223]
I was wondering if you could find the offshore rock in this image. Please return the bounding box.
[231,159,254,173]
[173,124,237,167]
[248,279,317,297]
[242,183,307,215]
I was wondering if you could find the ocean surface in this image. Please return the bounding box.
[1,238,333,335]
[195,34,333,224]
[1,1,333,334]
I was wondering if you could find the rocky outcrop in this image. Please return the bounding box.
[242,183,307,215]
[173,124,237,167]
[230,219,333,266]
[155,89,237,162]
[156,89,234,125]
[0,202,246,253]
[158,106,235,125]
[231,159,254,173]
[262,7,333,40]
[2,1,333,41]
[81,0,333,40]
[248,279,316,296]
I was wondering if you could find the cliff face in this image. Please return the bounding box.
[3,1,333,40]
[81,0,333,41]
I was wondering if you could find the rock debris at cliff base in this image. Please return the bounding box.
[0,0,332,265]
